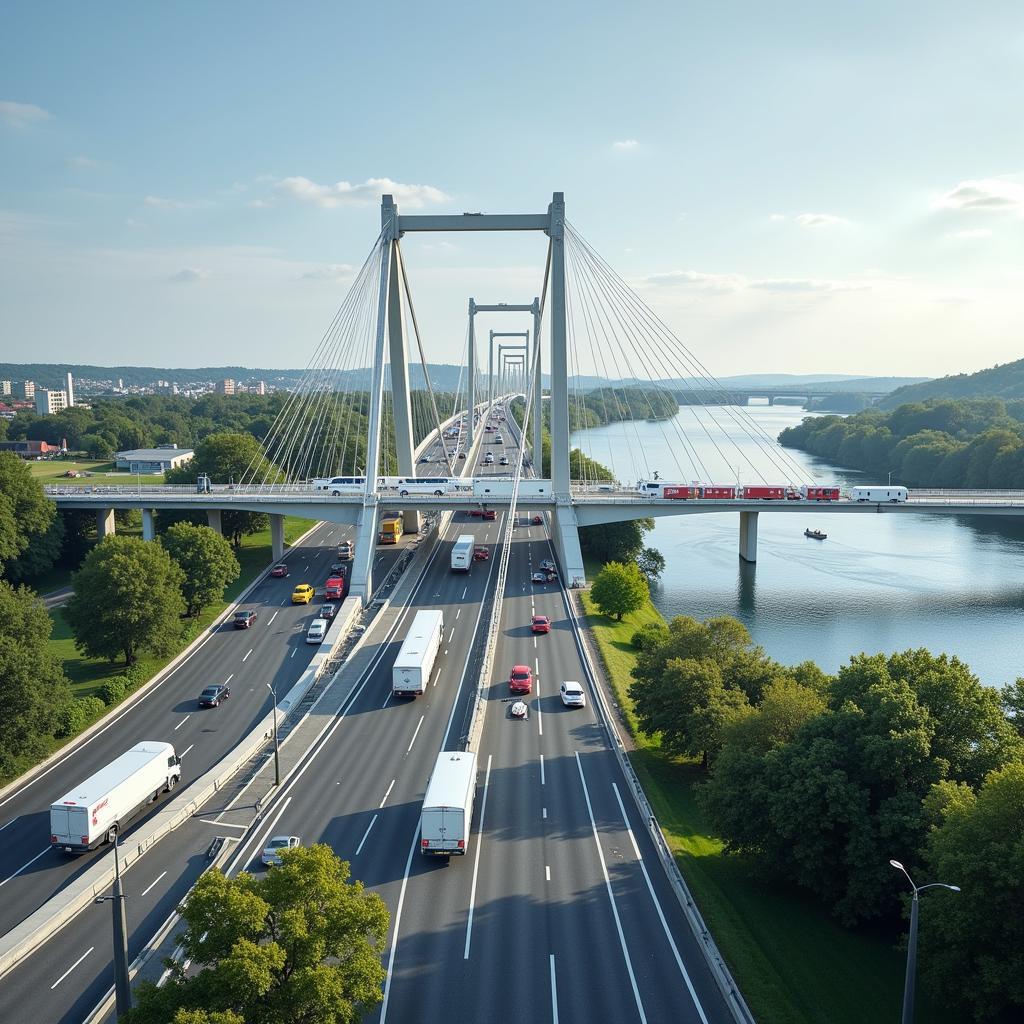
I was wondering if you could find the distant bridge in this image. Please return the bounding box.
[672,385,890,406]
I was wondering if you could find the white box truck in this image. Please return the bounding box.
[392,609,445,697]
[851,485,908,503]
[451,534,474,573]
[420,750,477,856]
[472,478,552,498]
[50,741,182,853]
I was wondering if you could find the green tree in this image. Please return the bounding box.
[590,561,649,620]
[161,523,240,616]
[917,762,1024,1022]
[126,845,388,1024]
[1002,678,1024,737]
[5,510,65,584]
[579,518,654,564]
[0,452,56,577]
[0,581,72,779]
[65,536,186,666]
[636,546,666,582]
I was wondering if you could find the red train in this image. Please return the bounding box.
[637,481,841,501]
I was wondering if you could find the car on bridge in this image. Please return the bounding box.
[560,681,585,708]
[483,509,497,520]
[531,615,551,634]
[232,609,258,629]
[338,540,354,559]
[539,559,556,573]
[319,603,338,621]
[291,583,315,604]
[474,546,490,561]
[329,561,348,575]
[198,683,231,708]
[270,563,289,578]
[531,514,543,525]
[531,571,551,585]
[500,455,509,465]
[262,835,300,866]
[509,664,533,694]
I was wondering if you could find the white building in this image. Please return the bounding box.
[65,371,75,408]
[35,389,68,415]
[115,446,194,473]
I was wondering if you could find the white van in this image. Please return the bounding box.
[306,619,328,644]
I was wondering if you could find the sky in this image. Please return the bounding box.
[1,1,1023,379]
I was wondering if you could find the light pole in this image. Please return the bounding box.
[890,859,960,1024]
[94,836,132,1018]
[266,682,280,786]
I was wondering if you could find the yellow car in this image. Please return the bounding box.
[291,584,315,604]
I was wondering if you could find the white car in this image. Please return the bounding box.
[560,681,586,708]
[306,618,328,644]
[261,835,300,866]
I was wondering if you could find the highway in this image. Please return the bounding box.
[0,402,736,1023]
[0,522,402,939]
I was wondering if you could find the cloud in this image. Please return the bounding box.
[0,100,52,126]
[67,155,98,168]
[645,270,744,292]
[169,267,209,283]
[646,269,868,295]
[946,228,993,240]
[795,212,849,228]
[933,177,1024,214]
[145,195,209,210]
[612,139,639,151]
[768,213,787,223]
[276,176,449,209]
[299,264,356,281]
[750,278,869,293]
[247,199,271,209]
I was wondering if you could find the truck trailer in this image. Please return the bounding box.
[450,534,474,572]
[50,741,182,853]
[420,750,477,856]
[379,515,404,544]
[392,609,445,697]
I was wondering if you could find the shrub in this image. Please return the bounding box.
[53,701,86,739]
[98,677,128,706]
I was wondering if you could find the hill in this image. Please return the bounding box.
[879,358,1024,408]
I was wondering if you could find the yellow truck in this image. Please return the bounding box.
[379,515,404,544]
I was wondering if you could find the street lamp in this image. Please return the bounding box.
[94,836,132,1018]
[266,682,280,786]
[890,859,960,1024]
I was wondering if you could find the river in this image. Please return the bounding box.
[571,404,1024,687]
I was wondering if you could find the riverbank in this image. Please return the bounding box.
[578,588,941,1024]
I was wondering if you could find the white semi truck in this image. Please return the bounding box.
[420,750,477,856]
[450,534,474,572]
[392,609,445,697]
[472,478,552,499]
[50,741,182,853]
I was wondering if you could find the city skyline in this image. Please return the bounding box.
[2,2,1023,377]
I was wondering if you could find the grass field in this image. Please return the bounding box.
[578,590,945,1024]
[28,459,167,485]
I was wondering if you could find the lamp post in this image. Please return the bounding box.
[94,836,132,1018]
[266,682,280,786]
[890,859,960,1024]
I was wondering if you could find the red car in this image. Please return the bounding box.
[474,546,490,562]
[531,615,551,634]
[483,509,497,521]
[509,664,533,694]
[324,575,347,600]
[531,515,543,526]
[468,508,484,518]
[270,563,289,578]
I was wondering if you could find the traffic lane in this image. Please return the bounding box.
[0,524,365,926]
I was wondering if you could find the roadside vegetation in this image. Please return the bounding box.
[581,589,1024,1024]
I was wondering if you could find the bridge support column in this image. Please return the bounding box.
[206,508,222,535]
[532,297,543,470]
[548,193,570,498]
[142,508,156,541]
[270,514,285,562]
[96,508,115,540]
[739,510,758,563]
[349,503,380,604]
[552,502,586,588]
[468,299,477,446]
[388,242,419,536]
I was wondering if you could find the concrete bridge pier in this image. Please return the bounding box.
[270,514,285,562]
[349,503,380,604]
[739,510,758,562]
[206,508,222,535]
[97,508,115,540]
[552,503,587,588]
[142,508,155,541]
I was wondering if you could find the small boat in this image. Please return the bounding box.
[804,528,827,540]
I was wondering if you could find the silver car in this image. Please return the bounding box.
[559,681,586,708]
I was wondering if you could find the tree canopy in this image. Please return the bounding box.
[0,452,56,577]
[590,560,649,620]
[161,522,240,616]
[126,844,389,1024]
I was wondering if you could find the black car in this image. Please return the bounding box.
[319,603,338,621]
[233,609,258,629]
[329,562,348,575]
[538,560,556,573]
[198,684,231,708]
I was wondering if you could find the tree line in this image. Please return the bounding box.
[778,397,1024,488]
[626,613,1024,1022]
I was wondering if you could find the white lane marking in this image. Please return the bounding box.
[268,611,278,625]
[550,954,559,1024]
[379,779,396,808]
[448,627,455,642]
[534,637,537,648]
[173,715,190,731]
[537,698,543,737]
[461,586,468,600]
[546,865,551,881]
[0,846,51,889]
[406,715,425,754]
[463,754,492,959]
[290,648,297,658]
[282,597,289,606]
[197,819,248,830]
[535,657,539,674]
[540,753,545,786]
[379,831,419,1024]
[455,608,461,619]
[575,752,647,1023]
[50,947,94,989]
[140,870,167,897]
[611,783,710,1023]
[233,796,292,875]
[355,814,378,856]
[224,674,234,685]
[543,807,547,819]
[181,744,194,758]
[242,649,253,662]
[0,816,19,834]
